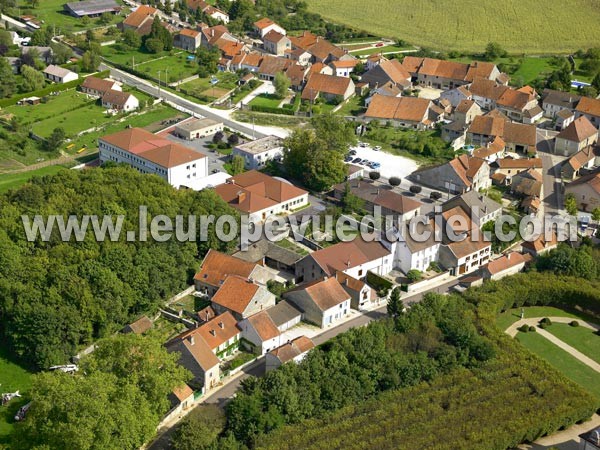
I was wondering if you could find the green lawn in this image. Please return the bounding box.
[511,57,555,85]
[14,0,128,33]
[516,330,600,400]
[102,46,198,83]
[0,345,34,444]
[305,0,600,53]
[336,95,366,117]
[232,111,308,129]
[249,94,284,108]
[496,306,597,331]
[546,323,600,365]
[179,72,239,97]
[275,239,309,256]
[0,165,68,194]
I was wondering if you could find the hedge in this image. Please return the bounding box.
[0,70,110,108]
[366,271,393,293]
[250,104,296,115]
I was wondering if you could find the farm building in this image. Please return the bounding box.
[174,118,223,140]
[64,0,121,18]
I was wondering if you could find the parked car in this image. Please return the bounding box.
[349,150,357,156]
[362,159,371,166]
[358,142,369,148]
[352,157,361,164]
[373,146,381,151]
[430,191,442,200]
[344,156,353,162]
[371,162,381,169]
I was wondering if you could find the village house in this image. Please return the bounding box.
[266,300,303,332]
[469,78,509,111]
[411,154,491,194]
[467,114,537,153]
[481,252,531,280]
[575,96,600,128]
[215,170,308,223]
[301,73,355,102]
[175,28,202,52]
[193,249,273,295]
[453,99,482,126]
[541,89,580,118]
[122,316,152,335]
[491,157,543,181]
[168,384,195,416]
[121,5,158,35]
[80,76,121,97]
[230,52,263,73]
[101,90,139,112]
[210,275,276,321]
[238,311,282,355]
[472,136,506,163]
[289,31,353,65]
[329,59,359,77]
[553,116,599,156]
[254,18,286,38]
[439,233,492,276]
[402,57,505,89]
[166,329,220,393]
[392,219,442,274]
[43,65,78,84]
[334,271,374,310]
[197,311,241,358]
[495,86,539,123]
[564,172,600,212]
[284,277,351,328]
[361,58,412,90]
[442,190,503,226]
[199,24,236,49]
[365,81,403,104]
[257,55,293,81]
[232,239,303,273]
[522,232,558,256]
[98,128,208,188]
[561,146,599,180]
[285,47,312,66]
[295,239,392,284]
[174,118,223,140]
[265,336,314,372]
[231,135,283,170]
[510,168,543,202]
[364,94,433,130]
[440,85,472,108]
[555,109,575,131]
[332,180,422,222]
[187,0,229,23]
[263,30,291,56]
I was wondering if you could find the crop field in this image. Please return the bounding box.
[305,0,600,53]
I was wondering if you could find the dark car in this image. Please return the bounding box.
[352,157,361,164]
[344,156,353,162]
[349,150,357,155]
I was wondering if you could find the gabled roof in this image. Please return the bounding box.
[246,310,280,341]
[263,30,288,44]
[179,28,200,38]
[123,5,157,28]
[258,54,293,76]
[333,180,422,215]
[542,89,580,109]
[365,94,431,123]
[81,76,117,93]
[565,145,598,171]
[444,233,491,259]
[472,136,505,159]
[304,239,391,276]
[455,99,477,114]
[265,300,302,328]
[196,311,240,350]
[102,90,135,107]
[301,73,352,100]
[495,157,542,170]
[469,77,508,101]
[566,171,600,194]
[446,154,488,187]
[123,316,152,334]
[99,128,206,169]
[194,249,257,288]
[211,275,260,315]
[365,58,411,85]
[166,329,220,372]
[290,31,319,50]
[496,87,535,111]
[254,17,276,29]
[468,115,536,147]
[43,64,75,79]
[485,252,529,275]
[269,336,314,363]
[576,97,600,118]
[289,277,350,311]
[556,116,598,142]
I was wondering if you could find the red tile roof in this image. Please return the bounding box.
[302,73,352,100]
[365,94,431,123]
[247,310,280,341]
[211,275,260,315]
[123,5,156,28]
[576,96,600,118]
[307,239,390,276]
[556,116,598,142]
[197,311,240,351]
[194,249,257,288]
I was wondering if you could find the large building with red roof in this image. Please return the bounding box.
[99,127,208,188]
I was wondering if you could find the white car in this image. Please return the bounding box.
[374,145,381,151]
[358,142,370,148]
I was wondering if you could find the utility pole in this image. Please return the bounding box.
[164,68,169,89]
[157,70,161,97]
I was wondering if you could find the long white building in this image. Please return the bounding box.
[99,128,208,188]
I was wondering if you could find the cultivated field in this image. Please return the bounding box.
[305,0,600,53]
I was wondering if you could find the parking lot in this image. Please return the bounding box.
[165,132,227,174]
[347,143,419,180]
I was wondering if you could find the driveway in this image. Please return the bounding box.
[164,132,227,175]
[349,144,418,180]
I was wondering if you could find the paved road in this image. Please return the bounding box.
[100,63,288,139]
[147,277,458,450]
[536,128,564,216]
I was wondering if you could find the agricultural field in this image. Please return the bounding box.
[305,0,600,53]
[13,0,128,33]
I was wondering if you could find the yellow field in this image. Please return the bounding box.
[305,0,600,53]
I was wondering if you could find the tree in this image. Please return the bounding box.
[484,42,507,60]
[564,193,578,216]
[30,0,39,7]
[20,64,45,92]
[81,50,100,72]
[99,11,113,25]
[369,171,380,181]
[389,177,401,187]
[0,29,12,48]
[340,182,364,214]
[196,46,221,75]
[213,130,224,143]
[230,155,245,175]
[406,269,423,283]
[51,42,73,64]
[172,405,226,450]
[20,47,40,68]
[387,286,402,318]
[227,133,240,146]
[591,207,600,222]
[45,127,66,151]
[123,29,141,49]
[145,37,164,54]
[592,73,600,91]
[0,57,17,98]
[273,71,290,99]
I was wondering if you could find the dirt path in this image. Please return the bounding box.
[0,155,75,175]
[506,317,600,373]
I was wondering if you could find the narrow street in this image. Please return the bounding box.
[536,128,564,216]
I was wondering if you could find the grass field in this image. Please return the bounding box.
[249,94,284,108]
[305,0,600,53]
[496,306,597,331]
[0,346,33,444]
[14,0,128,33]
[516,331,600,399]
[546,323,600,365]
[179,72,238,100]
[0,165,67,193]
[349,45,407,56]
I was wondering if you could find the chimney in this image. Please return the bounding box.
[346,260,351,268]
[189,336,195,345]
[211,29,215,37]
[238,192,246,203]
[218,321,224,329]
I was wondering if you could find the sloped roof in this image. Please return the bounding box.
[197,311,240,350]
[305,239,391,276]
[542,89,580,109]
[123,315,152,334]
[302,73,352,100]
[263,30,288,43]
[266,300,302,328]
[556,116,598,143]
[166,330,220,372]
[123,5,157,28]
[254,17,276,29]
[365,94,430,123]
[566,171,600,194]
[194,250,257,288]
[43,64,75,79]
[81,76,116,93]
[495,157,542,169]
[485,252,529,275]
[211,275,260,315]
[101,90,135,107]
[565,145,598,171]
[290,277,350,310]
[247,310,280,341]
[269,335,314,363]
[576,96,600,118]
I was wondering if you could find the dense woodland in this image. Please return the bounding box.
[173,272,600,449]
[0,166,239,368]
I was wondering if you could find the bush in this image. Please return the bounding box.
[529,326,536,332]
[430,191,442,200]
[406,269,423,283]
[518,324,529,333]
[570,320,580,327]
[369,171,380,181]
[409,185,422,194]
[540,317,553,326]
[389,176,401,187]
